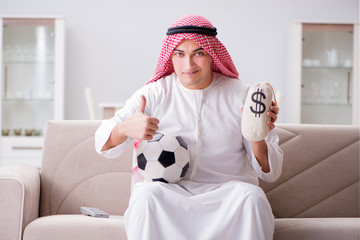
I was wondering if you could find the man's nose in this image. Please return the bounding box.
[184,56,195,68]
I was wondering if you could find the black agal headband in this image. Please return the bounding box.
[166,25,217,36]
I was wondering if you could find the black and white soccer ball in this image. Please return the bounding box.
[136,132,190,183]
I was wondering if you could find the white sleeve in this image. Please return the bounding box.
[244,129,284,182]
[94,86,148,159]
[95,116,132,159]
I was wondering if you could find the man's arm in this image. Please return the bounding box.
[251,103,279,173]
[102,95,159,151]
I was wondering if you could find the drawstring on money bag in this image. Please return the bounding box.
[241,82,277,142]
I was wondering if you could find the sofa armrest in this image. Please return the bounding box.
[0,165,41,240]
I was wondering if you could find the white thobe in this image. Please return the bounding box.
[95,72,283,240]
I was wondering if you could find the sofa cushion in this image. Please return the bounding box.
[23,215,127,240]
[274,218,360,240]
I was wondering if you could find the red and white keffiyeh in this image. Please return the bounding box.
[147,15,239,84]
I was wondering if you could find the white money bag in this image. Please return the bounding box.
[241,82,277,142]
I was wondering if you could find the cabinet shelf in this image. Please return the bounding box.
[302,102,352,107]
[302,66,352,71]
[3,61,54,65]
[2,97,54,102]
[1,135,43,139]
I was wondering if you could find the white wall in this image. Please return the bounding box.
[0,0,359,122]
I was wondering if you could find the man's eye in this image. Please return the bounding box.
[195,52,205,56]
[175,52,183,57]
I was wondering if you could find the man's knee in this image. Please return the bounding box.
[131,182,166,205]
[230,182,271,211]
[248,187,268,204]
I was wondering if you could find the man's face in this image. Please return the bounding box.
[171,39,213,90]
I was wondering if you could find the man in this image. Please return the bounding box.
[95,15,283,240]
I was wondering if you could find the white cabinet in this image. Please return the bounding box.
[0,16,65,167]
[291,22,359,125]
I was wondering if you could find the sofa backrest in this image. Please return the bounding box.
[260,124,359,218]
[40,121,359,218]
[40,120,132,217]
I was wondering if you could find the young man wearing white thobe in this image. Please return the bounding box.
[95,15,283,240]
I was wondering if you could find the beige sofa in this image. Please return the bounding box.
[0,120,359,240]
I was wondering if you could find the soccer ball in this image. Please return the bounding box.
[136,132,190,183]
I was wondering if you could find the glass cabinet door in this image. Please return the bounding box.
[300,23,355,125]
[1,18,55,136]
[0,17,64,167]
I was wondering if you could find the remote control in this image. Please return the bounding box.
[80,206,109,218]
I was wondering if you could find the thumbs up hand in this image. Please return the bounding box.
[123,95,159,140]
[101,95,159,151]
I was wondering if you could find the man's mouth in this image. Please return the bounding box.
[183,70,199,76]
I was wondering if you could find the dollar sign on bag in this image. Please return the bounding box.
[250,88,266,117]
